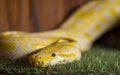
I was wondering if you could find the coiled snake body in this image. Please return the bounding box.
[0,0,120,67]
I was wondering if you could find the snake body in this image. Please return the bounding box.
[0,0,120,67]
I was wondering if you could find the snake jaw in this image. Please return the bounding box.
[29,52,79,67]
[29,55,76,67]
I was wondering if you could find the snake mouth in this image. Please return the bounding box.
[29,55,75,67]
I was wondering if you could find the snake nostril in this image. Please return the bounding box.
[31,61,35,66]
[38,61,44,65]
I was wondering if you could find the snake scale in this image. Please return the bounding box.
[0,0,120,67]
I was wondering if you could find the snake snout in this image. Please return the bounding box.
[34,61,44,66]
[30,59,44,66]
[29,56,44,66]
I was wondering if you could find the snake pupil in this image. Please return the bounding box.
[52,53,56,57]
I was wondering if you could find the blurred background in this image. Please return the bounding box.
[0,0,120,48]
[0,0,90,32]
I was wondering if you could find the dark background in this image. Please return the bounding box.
[0,0,90,32]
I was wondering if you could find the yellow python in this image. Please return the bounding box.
[0,0,120,67]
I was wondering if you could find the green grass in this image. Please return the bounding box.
[0,46,120,75]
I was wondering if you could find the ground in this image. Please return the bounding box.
[0,45,120,75]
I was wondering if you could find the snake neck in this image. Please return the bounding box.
[55,0,120,51]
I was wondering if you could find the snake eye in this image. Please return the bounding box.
[51,53,56,57]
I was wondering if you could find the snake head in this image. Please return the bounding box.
[29,38,81,67]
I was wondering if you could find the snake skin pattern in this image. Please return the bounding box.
[0,0,120,67]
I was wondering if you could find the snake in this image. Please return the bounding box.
[0,0,120,67]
